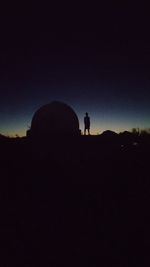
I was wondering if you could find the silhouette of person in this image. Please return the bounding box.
[84,112,90,135]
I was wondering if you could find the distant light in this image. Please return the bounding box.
[133,142,138,146]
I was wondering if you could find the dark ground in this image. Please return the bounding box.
[0,134,150,266]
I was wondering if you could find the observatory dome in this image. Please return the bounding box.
[29,101,80,137]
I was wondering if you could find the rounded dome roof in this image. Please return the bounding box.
[30,101,80,136]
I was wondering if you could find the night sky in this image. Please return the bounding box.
[0,3,150,136]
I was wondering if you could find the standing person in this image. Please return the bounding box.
[84,112,90,135]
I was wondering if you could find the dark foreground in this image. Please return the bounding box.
[0,135,150,266]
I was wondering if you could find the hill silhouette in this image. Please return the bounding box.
[0,132,150,266]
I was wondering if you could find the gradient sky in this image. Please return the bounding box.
[0,3,150,136]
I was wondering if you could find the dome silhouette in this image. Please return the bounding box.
[28,101,80,137]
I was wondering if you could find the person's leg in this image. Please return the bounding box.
[88,128,90,135]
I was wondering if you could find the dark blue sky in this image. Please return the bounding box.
[0,3,150,135]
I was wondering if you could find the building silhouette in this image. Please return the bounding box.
[27,101,80,137]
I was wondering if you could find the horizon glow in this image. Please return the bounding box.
[1,107,150,137]
[1,81,150,137]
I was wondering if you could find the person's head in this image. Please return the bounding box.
[85,112,88,116]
